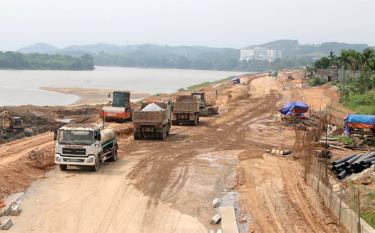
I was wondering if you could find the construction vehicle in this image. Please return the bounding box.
[172,95,200,125]
[191,92,219,116]
[100,91,132,122]
[0,111,24,134]
[54,123,118,171]
[133,101,172,140]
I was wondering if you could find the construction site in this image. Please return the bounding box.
[0,70,374,233]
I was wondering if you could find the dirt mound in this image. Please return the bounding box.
[0,145,54,200]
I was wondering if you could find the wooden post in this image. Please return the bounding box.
[357,188,361,233]
[318,162,322,193]
[339,185,343,224]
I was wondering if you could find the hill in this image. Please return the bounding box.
[247,40,370,58]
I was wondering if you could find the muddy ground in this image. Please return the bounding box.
[0,71,347,233]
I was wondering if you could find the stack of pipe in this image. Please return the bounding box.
[331,152,375,180]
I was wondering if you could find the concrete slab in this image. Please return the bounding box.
[219,207,239,233]
[0,218,13,230]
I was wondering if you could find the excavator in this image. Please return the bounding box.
[0,111,24,134]
[100,91,132,122]
[191,92,218,116]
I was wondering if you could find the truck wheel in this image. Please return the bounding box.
[91,154,100,172]
[161,127,166,140]
[109,146,118,162]
[59,164,67,171]
[134,131,140,140]
[197,116,200,123]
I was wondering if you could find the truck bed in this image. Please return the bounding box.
[173,102,199,113]
[133,110,169,125]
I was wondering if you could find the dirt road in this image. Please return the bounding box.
[2,72,345,233]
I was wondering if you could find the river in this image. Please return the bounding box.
[0,66,245,106]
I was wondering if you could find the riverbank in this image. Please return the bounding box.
[41,87,149,106]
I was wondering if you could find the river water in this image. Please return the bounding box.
[0,66,245,106]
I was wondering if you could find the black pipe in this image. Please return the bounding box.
[337,170,348,180]
[344,154,363,167]
[332,154,356,165]
[360,157,375,166]
[352,152,375,170]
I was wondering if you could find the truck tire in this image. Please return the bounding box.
[108,145,118,162]
[59,164,67,171]
[160,127,166,140]
[193,116,198,125]
[134,131,140,140]
[91,154,100,172]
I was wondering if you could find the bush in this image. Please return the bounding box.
[342,91,375,114]
[308,77,326,86]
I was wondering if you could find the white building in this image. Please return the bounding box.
[240,47,282,62]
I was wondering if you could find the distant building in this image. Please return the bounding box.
[240,47,282,62]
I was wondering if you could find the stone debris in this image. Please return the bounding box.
[0,218,13,230]
[210,214,221,224]
[268,148,291,156]
[212,198,221,208]
[216,230,223,233]
[10,202,22,216]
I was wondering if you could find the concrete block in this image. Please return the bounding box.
[216,230,223,233]
[279,150,284,155]
[271,149,276,154]
[275,149,280,155]
[0,218,13,230]
[10,202,22,216]
[210,214,221,224]
[0,205,11,217]
[212,198,221,208]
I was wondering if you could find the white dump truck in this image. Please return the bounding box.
[54,123,118,171]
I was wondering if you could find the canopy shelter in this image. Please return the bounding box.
[344,114,375,135]
[279,101,309,117]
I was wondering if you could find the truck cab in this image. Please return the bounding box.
[54,124,118,171]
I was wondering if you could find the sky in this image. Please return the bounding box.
[0,0,374,51]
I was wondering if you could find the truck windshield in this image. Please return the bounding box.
[112,92,129,107]
[58,130,94,145]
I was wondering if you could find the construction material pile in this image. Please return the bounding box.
[331,152,375,179]
[141,103,162,111]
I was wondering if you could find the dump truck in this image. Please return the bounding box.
[172,95,200,125]
[133,101,172,140]
[191,92,218,116]
[100,91,132,122]
[54,123,118,171]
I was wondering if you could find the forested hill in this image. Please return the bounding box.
[17,40,374,72]
[0,52,94,70]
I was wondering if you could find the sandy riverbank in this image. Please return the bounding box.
[41,87,150,106]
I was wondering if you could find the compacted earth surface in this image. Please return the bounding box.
[0,71,346,233]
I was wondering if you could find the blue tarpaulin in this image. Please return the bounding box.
[280,102,309,116]
[344,114,375,125]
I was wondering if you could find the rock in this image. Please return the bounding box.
[283,149,292,155]
[1,205,11,216]
[0,218,13,230]
[210,214,221,224]
[271,149,276,154]
[212,198,221,208]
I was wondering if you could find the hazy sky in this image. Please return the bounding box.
[0,0,374,50]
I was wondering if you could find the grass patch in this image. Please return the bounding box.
[308,77,327,87]
[338,136,353,145]
[187,81,211,91]
[342,91,375,114]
